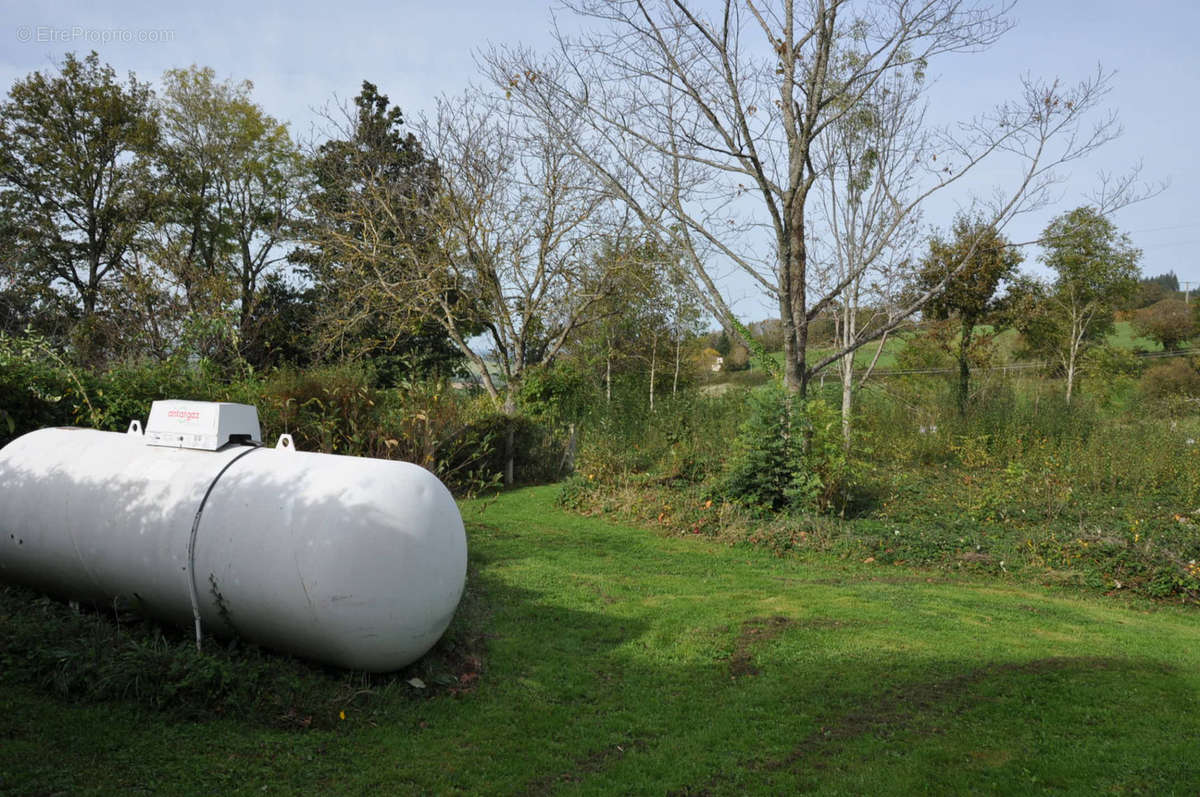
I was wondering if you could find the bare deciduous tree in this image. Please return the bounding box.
[487,0,1145,395]
[306,83,623,483]
[414,88,622,415]
[814,68,923,443]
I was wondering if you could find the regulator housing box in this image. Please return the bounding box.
[144,400,262,450]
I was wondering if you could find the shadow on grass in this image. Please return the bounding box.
[622,650,1198,795]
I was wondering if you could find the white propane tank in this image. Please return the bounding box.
[0,401,467,672]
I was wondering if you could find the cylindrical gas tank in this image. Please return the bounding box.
[0,425,467,672]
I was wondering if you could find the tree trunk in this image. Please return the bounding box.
[1065,320,1083,405]
[649,333,657,412]
[1065,355,1076,405]
[558,423,577,477]
[838,335,854,519]
[786,193,811,397]
[957,318,973,417]
[839,297,855,449]
[605,334,613,404]
[841,357,853,448]
[781,285,804,395]
[502,393,516,486]
[240,240,255,334]
[672,335,681,395]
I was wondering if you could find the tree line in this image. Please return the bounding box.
[0,54,703,410]
[1,2,1162,443]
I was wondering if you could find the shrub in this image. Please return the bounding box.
[450,412,565,486]
[0,332,86,444]
[1,350,558,496]
[1140,358,1200,401]
[721,385,849,513]
[92,358,223,432]
[1134,299,1196,351]
[255,363,383,455]
[1084,343,1143,380]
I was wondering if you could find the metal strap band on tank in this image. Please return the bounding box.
[187,444,262,651]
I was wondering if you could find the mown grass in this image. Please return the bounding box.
[2,486,1200,794]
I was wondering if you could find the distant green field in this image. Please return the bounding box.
[1108,320,1163,352]
[755,320,1170,376]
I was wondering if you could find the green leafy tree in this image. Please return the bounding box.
[1134,299,1196,351]
[156,66,306,364]
[918,216,1022,415]
[296,81,466,382]
[1014,207,1140,403]
[573,233,701,409]
[0,52,159,363]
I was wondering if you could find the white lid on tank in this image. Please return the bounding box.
[142,400,262,450]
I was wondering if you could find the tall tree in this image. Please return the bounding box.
[1014,206,1140,403]
[298,81,466,382]
[573,233,700,408]
[313,83,621,481]
[155,66,306,363]
[816,68,923,443]
[409,85,621,417]
[918,216,1021,415]
[0,52,159,363]
[490,0,1141,395]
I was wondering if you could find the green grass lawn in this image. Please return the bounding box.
[4,486,1200,794]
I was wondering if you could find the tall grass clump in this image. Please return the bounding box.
[572,381,745,483]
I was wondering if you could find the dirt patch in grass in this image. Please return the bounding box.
[762,656,1149,772]
[727,616,796,677]
[795,616,855,630]
[677,655,1170,794]
[526,737,650,795]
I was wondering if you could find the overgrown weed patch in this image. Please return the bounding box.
[564,381,1200,603]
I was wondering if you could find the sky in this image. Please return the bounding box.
[2,0,1198,320]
